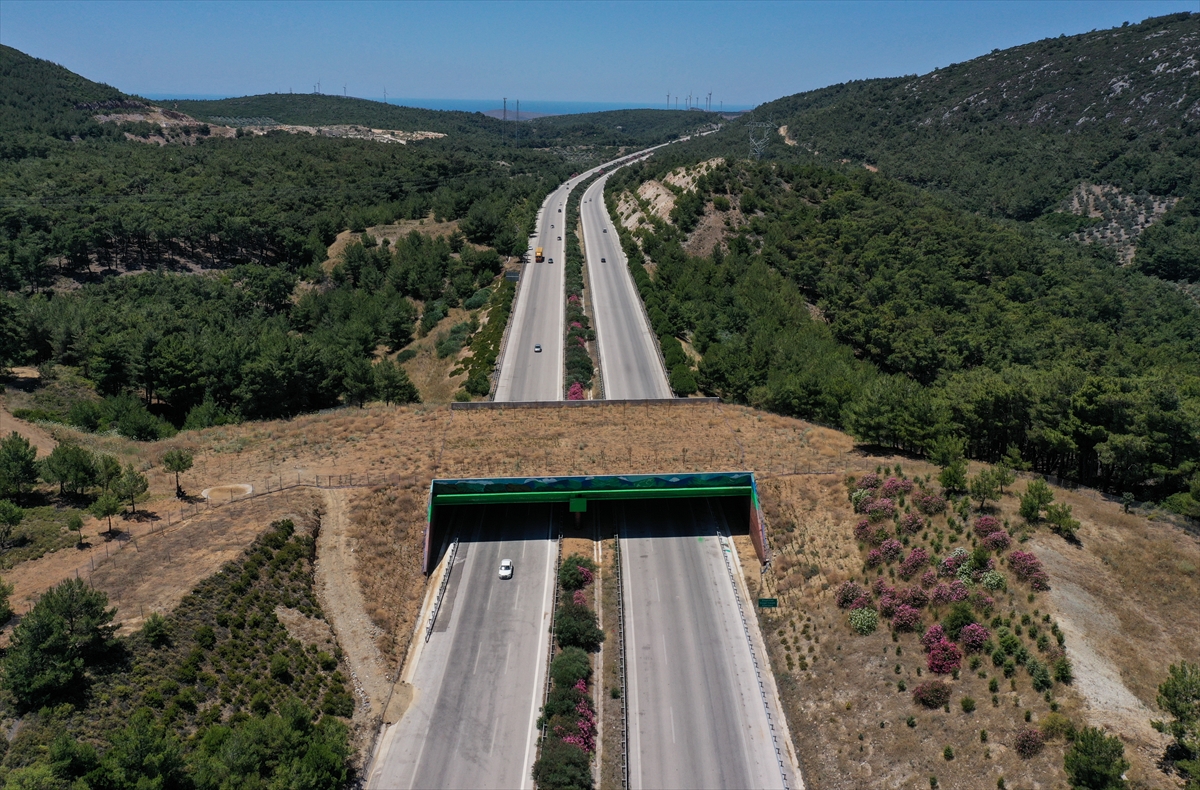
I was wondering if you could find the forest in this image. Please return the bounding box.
[607,157,1200,499]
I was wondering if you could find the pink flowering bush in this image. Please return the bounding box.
[900,586,929,609]
[973,515,1003,537]
[880,539,904,563]
[913,490,947,515]
[850,593,872,610]
[939,548,970,577]
[891,604,922,632]
[572,590,587,606]
[854,519,890,545]
[960,623,990,653]
[948,580,970,602]
[927,638,962,674]
[856,473,880,491]
[865,548,883,568]
[864,497,896,522]
[567,382,586,400]
[920,624,946,651]
[983,530,1012,551]
[567,294,581,305]
[912,680,951,708]
[835,581,867,609]
[872,578,894,596]
[930,583,953,606]
[881,477,914,497]
[900,512,925,535]
[1009,550,1051,591]
[898,547,928,579]
[1014,728,1045,758]
[920,569,938,589]
[879,593,899,617]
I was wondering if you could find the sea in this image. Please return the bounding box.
[140,94,755,117]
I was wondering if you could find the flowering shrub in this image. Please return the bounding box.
[892,604,922,632]
[1014,728,1045,758]
[960,623,990,653]
[948,580,970,602]
[921,624,946,651]
[567,382,586,400]
[559,554,597,590]
[930,583,953,606]
[901,586,929,609]
[913,490,947,515]
[983,530,1012,552]
[879,593,899,617]
[865,497,896,522]
[880,539,904,563]
[970,592,996,613]
[856,473,880,491]
[835,581,867,609]
[900,512,925,535]
[881,477,914,497]
[898,548,928,579]
[849,607,879,635]
[1009,551,1051,591]
[980,570,1007,592]
[850,489,873,513]
[572,590,587,606]
[911,680,952,709]
[851,593,872,610]
[920,569,938,589]
[927,638,963,674]
[939,548,970,577]
[865,548,884,568]
[973,515,1002,537]
[854,519,889,545]
[872,578,893,596]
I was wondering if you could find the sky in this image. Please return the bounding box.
[1,0,1196,109]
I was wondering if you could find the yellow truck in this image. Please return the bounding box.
[535,246,544,262]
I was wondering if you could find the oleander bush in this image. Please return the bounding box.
[912,681,952,709]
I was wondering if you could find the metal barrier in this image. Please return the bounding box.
[452,397,719,410]
[424,537,459,642]
[614,533,629,788]
[540,534,564,745]
[716,528,791,790]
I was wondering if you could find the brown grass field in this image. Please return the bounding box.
[2,398,1196,785]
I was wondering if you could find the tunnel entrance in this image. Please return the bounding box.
[423,472,768,574]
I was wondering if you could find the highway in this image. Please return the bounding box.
[580,172,673,399]
[617,498,788,790]
[367,504,556,790]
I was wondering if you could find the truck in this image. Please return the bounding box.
[535,247,544,263]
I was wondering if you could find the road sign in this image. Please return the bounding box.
[758,598,778,608]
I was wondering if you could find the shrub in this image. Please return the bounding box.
[556,603,604,651]
[900,512,925,535]
[973,516,1002,537]
[1009,551,1050,591]
[142,613,171,648]
[901,586,929,609]
[865,498,896,522]
[931,583,953,606]
[551,647,592,688]
[1064,726,1129,789]
[961,623,990,653]
[835,581,867,609]
[927,639,962,674]
[531,738,593,789]
[866,548,884,568]
[1028,658,1053,692]
[920,569,938,589]
[961,696,976,713]
[939,548,970,577]
[1014,728,1045,758]
[849,607,879,635]
[194,625,216,650]
[943,745,955,760]
[880,539,904,563]
[984,530,1012,552]
[981,570,1007,591]
[914,490,947,515]
[921,624,946,652]
[1039,712,1075,741]
[879,592,899,617]
[881,477,913,497]
[912,681,952,709]
[892,605,922,632]
[948,580,970,602]
[1053,656,1074,684]
[856,473,881,491]
[942,602,976,640]
[559,554,597,591]
[899,548,930,579]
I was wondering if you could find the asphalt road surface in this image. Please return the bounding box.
[580,172,672,400]
[617,498,787,790]
[367,504,556,789]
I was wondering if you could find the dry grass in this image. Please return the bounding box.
[322,215,463,270]
[400,307,473,404]
[1,398,1195,786]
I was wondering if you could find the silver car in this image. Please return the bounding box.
[499,559,513,580]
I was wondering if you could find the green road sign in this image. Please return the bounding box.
[758,598,778,608]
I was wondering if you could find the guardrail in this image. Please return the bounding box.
[716,529,791,790]
[540,533,564,745]
[614,533,629,789]
[424,536,459,642]
[452,397,719,410]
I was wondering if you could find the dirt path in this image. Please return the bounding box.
[0,403,58,459]
[315,490,392,731]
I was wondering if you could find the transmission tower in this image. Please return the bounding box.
[747,121,775,159]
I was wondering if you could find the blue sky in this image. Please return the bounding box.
[1,1,1195,107]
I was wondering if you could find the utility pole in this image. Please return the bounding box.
[384,87,387,104]
[516,99,519,121]
[503,97,507,121]
[666,92,670,110]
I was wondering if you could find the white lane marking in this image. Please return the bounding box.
[671,706,677,745]
[473,642,482,675]
[654,577,661,602]
[489,715,499,755]
[520,509,556,790]
[505,642,511,675]
[513,582,522,610]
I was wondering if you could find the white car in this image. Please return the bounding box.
[499,559,514,580]
[534,344,542,353]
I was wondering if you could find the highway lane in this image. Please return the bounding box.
[618,498,787,790]
[580,172,672,400]
[366,504,556,790]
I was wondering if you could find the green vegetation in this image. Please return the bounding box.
[563,176,599,396]
[0,519,356,786]
[608,155,1200,498]
[1152,661,1200,789]
[459,279,515,398]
